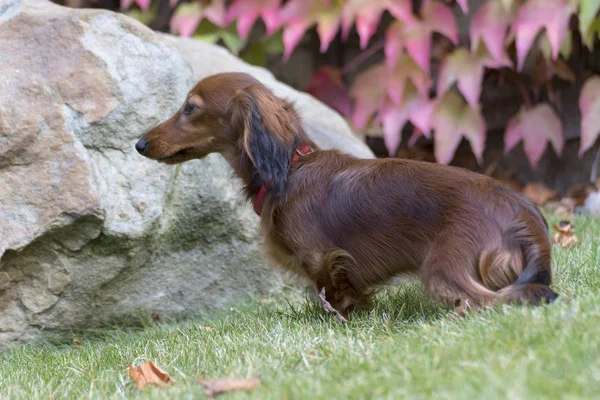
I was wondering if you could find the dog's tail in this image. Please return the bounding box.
[478,211,558,305]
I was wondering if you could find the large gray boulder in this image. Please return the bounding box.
[0,0,373,346]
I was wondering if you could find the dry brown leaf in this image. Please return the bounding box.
[199,376,261,398]
[129,361,175,390]
[73,337,82,346]
[552,221,580,248]
[545,197,576,217]
[151,312,161,322]
[523,183,559,206]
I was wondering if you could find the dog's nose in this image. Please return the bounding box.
[135,138,148,154]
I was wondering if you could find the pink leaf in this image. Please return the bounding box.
[470,1,511,61]
[387,53,431,104]
[385,22,404,69]
[135,0,151,11]
[350,63,387,129]
[456,0,469,13]
[170,3,204,37]
[504,104,564,167]
[579,76,600,156]
[381,99,409,155]
[384,0,458,72]
[306,67,353,117]
[387,0,414,23]
[203,0,227,28]
[512,0,576,71]
[121,0,134,10]
[226,0,282,39]
[433,92,486,165]
[437,47,485,108]
[282,21,309,60]
[280,0,342,58]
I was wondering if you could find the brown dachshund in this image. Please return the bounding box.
[135,72,558,322]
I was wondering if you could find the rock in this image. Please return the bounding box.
[584,191,600,217]
[0,0,373,347]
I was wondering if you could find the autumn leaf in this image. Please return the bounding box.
[579,76,600,156]
[307,67,352,117]
[456,0,468,13]
[532,52,575,87]
[225,0,282,40]
[129,361,175,391]
[387,53,431,104]
[385,0,458,72]
[199,376,261,398]
[504,104,564,167]
[171,1,227,37]
[470,0,511,62]
[279,0,343,59]
[350,63,388,129]
[579,0,600,48]
[341,0,413,50]
[380,84,434,155]
[552,221,580,248]
[437,45,510,109]
[432,91,486,165]
[511,0,576,71]
[522,183,559,206]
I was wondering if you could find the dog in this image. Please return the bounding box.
[135,72,558,322]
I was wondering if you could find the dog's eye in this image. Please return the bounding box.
[183,102,195,115]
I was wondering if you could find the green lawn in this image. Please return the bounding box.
[1,213,599,399]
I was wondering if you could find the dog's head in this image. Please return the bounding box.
[136,72,303,194]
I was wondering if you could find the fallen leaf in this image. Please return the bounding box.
[199,376,261,398]
[504,104,564,167]
[552,221,580,248]
[545,197,576,217]
[579,76,600,156]
[522,183,560,206]
[73,337,82,345]
[129,361,175,391]
[151,312,160,321]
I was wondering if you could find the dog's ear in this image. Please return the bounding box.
[227,85,297,195]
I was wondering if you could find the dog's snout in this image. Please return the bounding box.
[135,138,148,155]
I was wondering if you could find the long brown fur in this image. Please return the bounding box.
[135,72,558,319]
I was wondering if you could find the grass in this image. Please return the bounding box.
[1,213,600,399]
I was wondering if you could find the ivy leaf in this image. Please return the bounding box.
[511,0,576,71]
[350,63,387,129]
[225,0,282,40]
[171,1,227,37]
[470,0,511,62]
[432,92,486,165]
[387,53,431,104]
[579,76,600,156]
[504,104,564,167]
[380,84,434,155]
[279,0,342,59]
[385,0,458,72]
[341,0,413,50]
[438,45,511,109]
[579,0,600,48]
[307,67,353,117]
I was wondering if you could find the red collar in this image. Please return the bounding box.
[253,144,314,215]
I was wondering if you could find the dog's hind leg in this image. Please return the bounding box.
[419,229,497,315]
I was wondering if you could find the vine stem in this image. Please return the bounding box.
[341,40,385,75]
